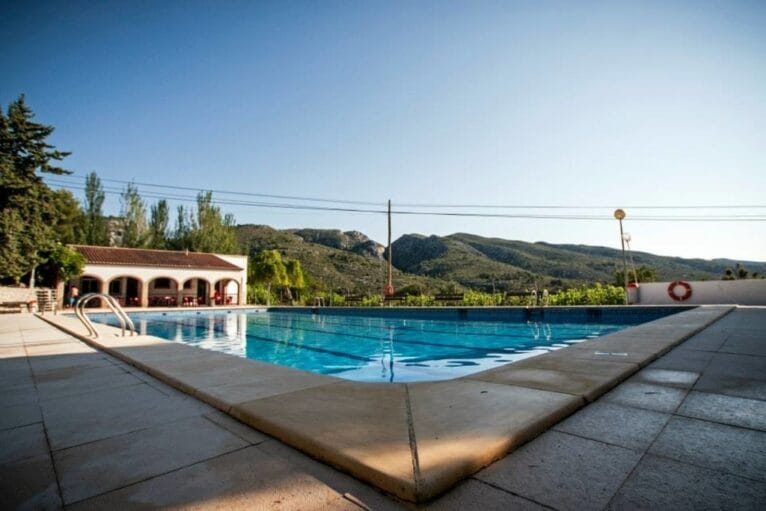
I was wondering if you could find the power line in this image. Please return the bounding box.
[53,173,766,211]
[62,173,385,207]
[46,179,766,222]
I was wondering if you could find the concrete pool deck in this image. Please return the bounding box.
[2,306,765,509]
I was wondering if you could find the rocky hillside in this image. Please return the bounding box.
[391,232,766,291]
[237,225,766,294]
[288,229,384,259]
[235,225,442,294]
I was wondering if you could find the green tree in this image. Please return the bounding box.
[120,182,148,248]
[50,245,85,282]
[612,265,657,287]
[35,244,85,288]
[0,209,27,282]
[0,95,71,283]
[50,189,84,245]
[82,172,109,245]
[171,205,192,250]
[285,258,306,301]
[250,250,289,302]
[723,263,762,280]
[148,199,170,249]
[168,192,238,254]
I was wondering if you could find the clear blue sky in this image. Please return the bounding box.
[3,0,765,261]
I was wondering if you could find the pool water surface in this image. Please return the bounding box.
[90,308,678,382]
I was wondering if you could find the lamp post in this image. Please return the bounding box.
[614,209,629,305]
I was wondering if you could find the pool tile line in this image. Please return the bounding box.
[37,306,734,503]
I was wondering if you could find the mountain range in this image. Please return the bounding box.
[235,225,766,294]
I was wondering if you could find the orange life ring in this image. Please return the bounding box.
[667,281,692,302]
[383,283,395,297]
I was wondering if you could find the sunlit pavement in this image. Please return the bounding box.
[1,308,765,510]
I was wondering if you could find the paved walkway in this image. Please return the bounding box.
[1,308,765,509]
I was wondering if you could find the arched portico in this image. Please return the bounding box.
[213,278,241,305]
[180,278,212,306]
[106,276,143,307]
[148,276,180,307]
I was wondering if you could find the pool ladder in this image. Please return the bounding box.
[74,293,136,338]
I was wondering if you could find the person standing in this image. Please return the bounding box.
[68,286,79,308]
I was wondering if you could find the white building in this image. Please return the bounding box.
[62,245,248,308]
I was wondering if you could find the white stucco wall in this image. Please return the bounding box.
[635,279,766,305]
[65,260,247,307]
[215,254,248,293]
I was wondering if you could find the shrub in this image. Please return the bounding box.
[361,295,382,307]
[502,294,535,306]
[462,290,503,306]
[395,283,427,297]
[404,294,436,307]
[548,284,624,306]
[247,284,274,305]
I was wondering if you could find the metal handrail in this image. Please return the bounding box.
[74,293,135,338]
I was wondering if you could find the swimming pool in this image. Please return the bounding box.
[90,307,684,382]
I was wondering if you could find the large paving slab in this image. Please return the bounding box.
[0,401,42,431]
[409,379,583,500]
[65,445,391,511]
[40,379,208,450]
[54,415,251,504]
[608,454,766,510]
[194,368,337,412]
[648,416,766,482]
[692,371,766,401]
[425,479,547,510]
[677,390,766,431]
[0,454,61,511]
[232,381,418,501]
[628,367,700,389]
[468,356,635,401]
[600,381,689,413]
[475,430,642,511]
[553,400,671,451]
[0,422,49,465]
[648,346,715,372]
[33,363,144,402]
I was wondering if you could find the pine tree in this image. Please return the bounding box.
[148,199,169,249]
[120,182,148,248]
[0,95,72,283]
[171,205,192,250]
[189,191,239,254]
[82,172,109,245]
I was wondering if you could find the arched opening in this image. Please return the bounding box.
[180,278,211,306]
[106,276,142,307]
[213,279,240,305]
[148,277,180,307]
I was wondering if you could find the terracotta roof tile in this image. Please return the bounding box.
[70,245,243,271]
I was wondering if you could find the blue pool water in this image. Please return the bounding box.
[90,307,682,382]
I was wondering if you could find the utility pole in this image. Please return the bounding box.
[614,209,629,305]
[385,199,394,297]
